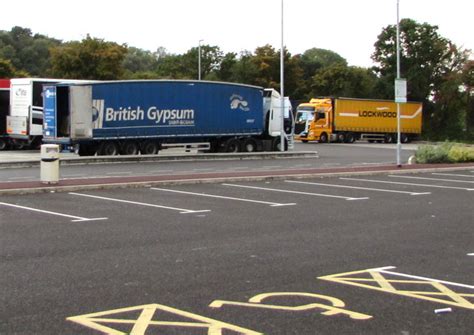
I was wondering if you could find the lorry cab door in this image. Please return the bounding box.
[314,109,329,130]
[268,96,284,136]
[70,86,93,139]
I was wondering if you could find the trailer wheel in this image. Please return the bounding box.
[78,144,97,156]
[384,134,395,143]
[242,138,258,152]
[225,138,241,153]
[401,133,410,143]
[98,141,119,156]
[141,141,159,155]
[208,140,219,153]
[121,141,139,155]
[344,133,355,143]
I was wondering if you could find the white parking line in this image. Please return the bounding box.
[226,167,250,171]
[378,268,474,290]
[0,201,108,222]
[432,173,474,178]
[8,176,35,180]
[148,169,174,174]
[105,171,133,176]
[151,187,296,207]
[286,180,431,196]
[340,177,474,191]
[69,192,210,214]
[389,175,474,184]
[222,183,369,201]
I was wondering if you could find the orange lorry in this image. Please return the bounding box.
[294,97,422,143]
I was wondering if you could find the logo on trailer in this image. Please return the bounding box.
[230,94,249,111]
[15,88,27,97]
[92,100,105,129]
[92,100,195,127]
[45,89,56,98]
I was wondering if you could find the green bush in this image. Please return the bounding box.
[448,145,474,162]
[415,142,474,163]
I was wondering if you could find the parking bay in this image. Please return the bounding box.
[1,170,473,334]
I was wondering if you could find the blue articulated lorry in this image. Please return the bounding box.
[42,80,294,156]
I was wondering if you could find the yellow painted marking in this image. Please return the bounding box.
[67,303,261,335]
[318,267,474,310]
[210,292,372,320]
[130,306,155,335]
[370,271,396,291]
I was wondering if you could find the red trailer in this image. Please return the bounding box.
[0,79,11,150]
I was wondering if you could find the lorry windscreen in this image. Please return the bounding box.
[295,107,315,122]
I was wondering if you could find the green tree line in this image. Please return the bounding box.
[0,23,472,140]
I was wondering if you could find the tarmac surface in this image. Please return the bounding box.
[2,146,474,334]
[1,148,473,194]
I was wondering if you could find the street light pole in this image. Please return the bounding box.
[396,0,401,166]
[198,39,204,80]
[280,0,285,152]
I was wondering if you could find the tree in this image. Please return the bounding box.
[213,52,237,82]
[462,60,474,137]
[372,19,468,101]
[311,64,377,98]
[227,50,260,85]
[300,48,347,81]
[372,18,471,139]
[0,26,60,76]
[49,35,127,80]
[0,58,17,77]
[122,47,158,77]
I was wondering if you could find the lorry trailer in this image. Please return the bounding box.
[0,79,10,150]
[295,97,422,143]
[43,80,294,155]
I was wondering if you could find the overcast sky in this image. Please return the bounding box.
[1,0,472,68]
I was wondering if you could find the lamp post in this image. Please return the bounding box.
[198,39,204,80]
[395,0,402,166]
[280,0,285,151]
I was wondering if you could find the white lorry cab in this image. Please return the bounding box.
[6,78,91,148]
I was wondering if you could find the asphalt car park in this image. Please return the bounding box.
[1,169,473,334]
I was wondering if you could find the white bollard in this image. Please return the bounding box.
[40,144,60,184]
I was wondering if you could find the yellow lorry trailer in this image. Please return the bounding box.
[294,98,422,143]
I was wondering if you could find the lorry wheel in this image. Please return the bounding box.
[272,137,288,151]
[0,139,8,151]
[337,133,345,143]
[242,138,258,152]
[319,133,328,143]
[225,138,241,153]
[99,142,119,156]
[121,141,139,155]
[141,141,159,155]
